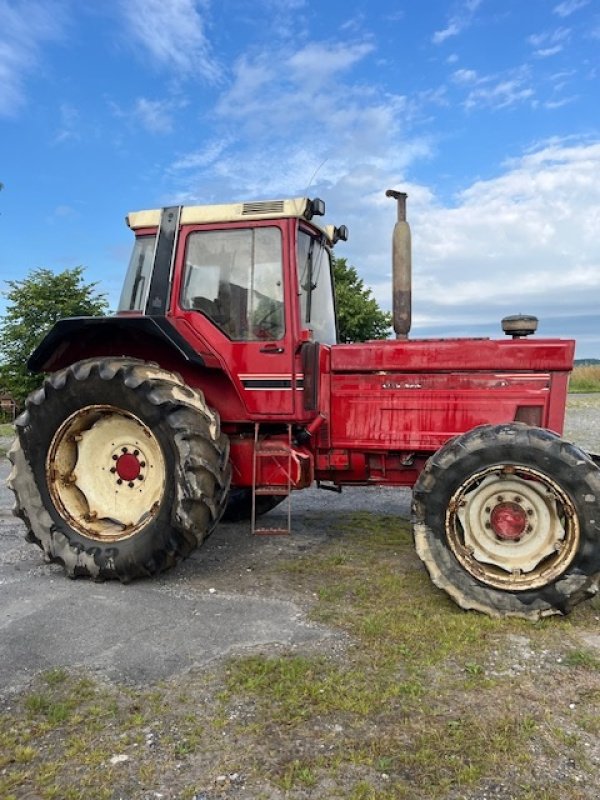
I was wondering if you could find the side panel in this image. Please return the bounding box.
[316,337,574,486]
[329,371,557,451]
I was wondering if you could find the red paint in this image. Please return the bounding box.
[116,453,141,481]
[490,503,528,540]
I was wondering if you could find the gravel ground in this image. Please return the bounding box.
[564,394,600,454]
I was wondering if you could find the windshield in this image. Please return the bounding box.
[181,227,284,340]
[118,235,157,312]
[297,229,337,345]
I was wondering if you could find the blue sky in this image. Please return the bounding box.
[1,0,599,356]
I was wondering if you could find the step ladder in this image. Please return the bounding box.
[251,423,292,536]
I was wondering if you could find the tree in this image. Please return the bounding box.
[333,257,392,343]
[0,267,108,406]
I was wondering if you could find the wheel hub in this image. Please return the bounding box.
[47,406,166,542]
[447,466,580,590]
[113,449,144,483]
[490,501,528,540]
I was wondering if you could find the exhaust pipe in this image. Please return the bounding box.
[386,189,412,339]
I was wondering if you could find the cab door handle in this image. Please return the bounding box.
[260,345,284,354]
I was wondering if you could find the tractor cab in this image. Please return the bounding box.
[120,198,344,346]
[117,198,346,420]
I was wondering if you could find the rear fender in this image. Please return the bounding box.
[28,316,205,373]
[27,316,248,421]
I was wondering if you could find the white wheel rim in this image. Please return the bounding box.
[47,405,166,542]
[445,465,580,591]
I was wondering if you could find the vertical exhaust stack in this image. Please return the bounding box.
[386,189,412,339]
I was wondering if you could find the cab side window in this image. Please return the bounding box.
[181,227,285,340]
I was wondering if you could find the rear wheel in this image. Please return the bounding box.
[412,423,600,619]
[8,358,231,581]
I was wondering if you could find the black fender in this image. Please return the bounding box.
[28,316,205,373]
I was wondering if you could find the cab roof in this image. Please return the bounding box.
[126,197,342,246]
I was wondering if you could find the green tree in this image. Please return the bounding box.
[333,257,392,343]
[0,267,108,406]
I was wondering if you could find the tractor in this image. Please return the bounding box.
[8,190,600,619]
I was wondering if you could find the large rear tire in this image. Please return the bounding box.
[8,358,231,581]
[412,423,600,619]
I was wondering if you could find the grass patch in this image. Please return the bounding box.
[0,422,14,456]
[570,364,600,393]
[3,513,600,798]
[216,513,599,797]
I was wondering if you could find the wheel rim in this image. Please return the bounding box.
[445,464,580,591]
[47,405,166,542]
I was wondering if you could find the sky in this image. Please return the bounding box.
[0,0,599,357]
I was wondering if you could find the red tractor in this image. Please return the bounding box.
[9,191,600,619]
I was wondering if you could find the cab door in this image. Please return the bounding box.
[172,220,296,417]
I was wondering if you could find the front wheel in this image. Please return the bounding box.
[8,358,231,581]
[412,423,600,619]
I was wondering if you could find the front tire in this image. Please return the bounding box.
[8,358,231,581]
[412,423,600,619]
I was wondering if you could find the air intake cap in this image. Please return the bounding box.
[501,314,539,338]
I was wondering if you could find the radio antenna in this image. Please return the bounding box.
[304,158,328,196]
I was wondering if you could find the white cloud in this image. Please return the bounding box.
[463,68,534,110]
[0,0,66,116]
[553,0,589,17]
[527,27,571,57]
[400,142,600,347]
[53,103,80,144]
[433,21,461,44]
[109,95,188,134]
[133,98,176,134]
[170,38,424,201]
[544,95,578,109]
[250,140,600,357]
[118,0,220,81]
[432,0,482,45]
[451,68,478,84]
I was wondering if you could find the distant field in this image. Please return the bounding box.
[570,364,600,393]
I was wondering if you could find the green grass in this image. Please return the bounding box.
[570,364,600,393]
[0,422,14,456]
